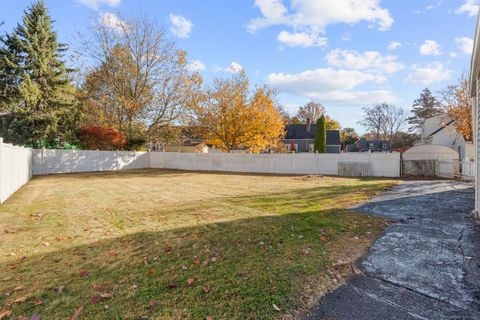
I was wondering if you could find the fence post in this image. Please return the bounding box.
[292,151,295,174]
[96,149,99,172]
[115,150,119,170]
[70,149,74,173]
[0,138,3,203]
[41,147,45,175]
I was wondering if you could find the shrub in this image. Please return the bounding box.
[77,125,126,150]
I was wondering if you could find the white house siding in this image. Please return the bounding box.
[471,15,480,215]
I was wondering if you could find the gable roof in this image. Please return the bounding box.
[284,124,341,145]
[427,120,454,137]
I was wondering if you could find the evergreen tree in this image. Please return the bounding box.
[314,115,326,153]
[0,1,78,147]
[407,88,443,132]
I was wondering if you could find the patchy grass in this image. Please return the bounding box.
[0,170,397,319]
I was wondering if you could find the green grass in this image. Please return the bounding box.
[0,170,397,319]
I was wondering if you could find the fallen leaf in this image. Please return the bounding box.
[202,286,210,293]
[15,296,28,303]
[186,278,194,286]
[319,236,329,242]
[194,258,201,265]
[166,283,177,289]
[90,294,103,304]
[128,284,137,291]
[79,271,90,277]
[13,285,25,292]
[100,293,112,299]
[29,313,41,320]
[149,300,159,310]
[272,303,281,311]
[146,269,154,276]
[56,285,65,293]
[164,245,173,253]
[206,316,213,320]
[33,299,44,306]
[0,309,12,319]
[92,283,101,290]
[70,305,84,320]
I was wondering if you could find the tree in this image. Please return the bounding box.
[440,75,472,141]
[340,127,359,145]
[390,131,420,152]
[0,1,78,147]
[187,72,284,153]
[325,115,340,130]
[314,115,326,153]
[77,125,126,150]
[297,101,325,122]
[358,103,406,140]
[78,15,200,147]
[407,88,443,131]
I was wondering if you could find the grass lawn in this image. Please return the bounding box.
[0,169,397,319]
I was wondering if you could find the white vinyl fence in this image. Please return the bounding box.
[0,138,33,203]
[32,149,149,175]
[149,152,401,177]
[463,160,475,181]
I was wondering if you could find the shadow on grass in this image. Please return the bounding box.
[0,212,383,320]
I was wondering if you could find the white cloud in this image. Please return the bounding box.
[406,62,451,85]
[100,12,127,32]
[169,14,193,39]
[456,0,479,17]
[388,41,402,51]
[188,59,206,72]
[267,67,395,105]
[455,37,474,55]
[229,62,243,73]
[326,49,404,74]
[77,0,120,10]
[277,31,327,47]
[248,0,393,47]
[450,52,458,58]
[419,40,441,56]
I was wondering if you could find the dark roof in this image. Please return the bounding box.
[285,124,341,145]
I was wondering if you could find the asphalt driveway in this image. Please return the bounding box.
[304,180,480,320]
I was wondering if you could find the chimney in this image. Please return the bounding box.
[306,117,312,133]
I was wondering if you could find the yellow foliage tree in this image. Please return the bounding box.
[188,72,285,153]
[325,115,341,130]
[441,75,472,141]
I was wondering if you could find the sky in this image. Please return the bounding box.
[1,0,479,133]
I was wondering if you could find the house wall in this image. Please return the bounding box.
[0,138,32,203]
[284,139,341,153]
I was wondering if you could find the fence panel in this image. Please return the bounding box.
[149,151,400,177]
[0,139,32,203]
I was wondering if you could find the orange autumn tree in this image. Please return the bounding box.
[441,75,472,141]
[188,72,285,153]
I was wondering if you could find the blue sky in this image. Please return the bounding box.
[1,0,478,133]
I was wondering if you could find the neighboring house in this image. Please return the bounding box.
[346,140,391,153]
[414,115,473,162]
[283,120,341,153]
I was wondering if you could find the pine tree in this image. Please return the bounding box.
[407,88,443,132]
[0,1,78,147]
[314,115,326,153]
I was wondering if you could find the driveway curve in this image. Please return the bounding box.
[304,180,480,320]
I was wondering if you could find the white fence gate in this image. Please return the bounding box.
[0,138,32,203]
[463,160,475,181]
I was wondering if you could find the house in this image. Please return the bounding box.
[346,140,391,153]
[283,119,341,153]
[414,114,473,162]
[469,10,480,216]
